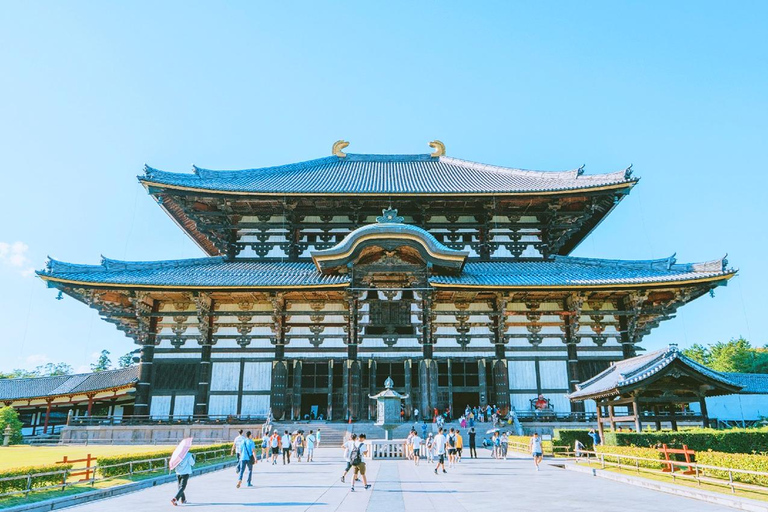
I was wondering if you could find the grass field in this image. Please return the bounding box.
[0,444,217,470]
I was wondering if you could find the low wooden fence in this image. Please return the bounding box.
[0,446,231,500]
[571,449,768,496]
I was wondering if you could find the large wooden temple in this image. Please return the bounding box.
[38,141,735,423]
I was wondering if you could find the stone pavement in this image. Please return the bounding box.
[62,448,733,512]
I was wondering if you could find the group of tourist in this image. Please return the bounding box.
[170,423,554,504]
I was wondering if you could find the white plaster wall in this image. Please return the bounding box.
[173,395,195,417]
[150,396,171,419]
[210,362,241,392]
[208,395,238,416]
[705,394,768,421]
[242,362,272,391]
[508,360,537,389]
[539,360,569,389]
[241,395,270,417]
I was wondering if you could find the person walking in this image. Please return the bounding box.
[411,431,422,466]
[340,433,357,483]
[295,431,305,462]
[414,407,419,423]
[281,430,292,464]
[501,431,509,460]
[236,431,256,488]
[455,430,463,462]
[433,428,447,474]
[306,430,316,462]
[270,431,280,465]
[425,433,435,463]
[171,450,195,506]
[230,429,244,475]
[530,432,544,471]
[316,429,321,448]
[446,428,458,468]
[349,434,371,492]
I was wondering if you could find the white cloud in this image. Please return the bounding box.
[0,241,35,277]
[75,365,91,374]
[25,353,50,365]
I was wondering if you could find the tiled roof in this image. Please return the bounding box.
[140,154,636,195]
[722,373,768,394]
[431,255,733,287]
[38,255,733,289]
[569,346,740,400]
[0,367,139,401]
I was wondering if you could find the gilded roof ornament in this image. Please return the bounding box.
[429,140,445,157]
[332,140,349,158]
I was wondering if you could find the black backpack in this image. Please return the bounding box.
[350,442,363,465]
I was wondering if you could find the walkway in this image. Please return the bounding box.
[63,448,733,512]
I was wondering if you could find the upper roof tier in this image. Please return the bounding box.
[38,254,733,290]
[140,153,636,196]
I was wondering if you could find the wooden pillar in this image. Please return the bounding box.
[368,359,377,420]
[563,295,584,413]
[404,359,413,419]
[596,401,604,441]
[343,359,362,421]
[617,297,637,359]
[492,359,510,416]
[632,397,642,432]
[194,295,215,418]
[477,359,488,407]
[419,359,438,419]
[608,404,616,431]
[43,400,52,434]
[86,394,95,417]
[134,300,160,418]
[326,360,334,421]
[292,360,303,421]
[699,396,710,428]
[669,404,678,431]
[446,358,454,417]
[421,290,434,360]
[654,405,662,431]
[269,293,287,420]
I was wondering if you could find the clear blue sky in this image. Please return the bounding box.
[1,2,766,372]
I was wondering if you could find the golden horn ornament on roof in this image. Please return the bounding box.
[429,140,445,157]
[332,140,350,158]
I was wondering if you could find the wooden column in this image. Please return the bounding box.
[699,396,710,428]
[492,359,510,415]
[134,299,159,418]
[477,359,488,407]
[292,360,303,421]
[404,359,413,419]
[632,397,642,432]
[86,394,95,417]
[421,291,434,360]
[327,360,334,421]
[419,359,438,419]
[43,400,53,434]
[269,293,288,420]
[608,404,616,431]
[446,358,454,417]
[563,295,584,413]
[194,295,215,418]
[595,401,604,441]
[654,405,662,431]
[669,404,678,431]
[368,359,377,420]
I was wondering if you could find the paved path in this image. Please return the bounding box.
[64,448,732,512]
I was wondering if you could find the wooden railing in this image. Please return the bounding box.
[0,446,232,499]
[571,449,768,495]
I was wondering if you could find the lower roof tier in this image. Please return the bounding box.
[38,254,734,290]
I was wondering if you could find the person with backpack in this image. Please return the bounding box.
[446,428,457,468]
[295,431,305,462]
[270,431,280,465]
[340,433,357,483]
[236,431,256,488]
[306,430,316,462]
[349,433,371,492]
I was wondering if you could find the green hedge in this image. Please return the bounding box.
[554,429,594,449]
[595,445,665,469]
[98,442,235,478]
[697,451,768,487]
[604,427,768,454]
[0,464,73,495]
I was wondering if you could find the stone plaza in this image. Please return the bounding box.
[57,448,742,512]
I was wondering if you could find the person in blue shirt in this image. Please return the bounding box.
[588,428,601,449]
[236,431,256,488]
[171,451,195,506]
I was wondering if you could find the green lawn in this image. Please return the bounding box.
[0,445,180,471]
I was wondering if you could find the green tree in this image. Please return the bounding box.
[682,343,711,366]
[117,351,137,369]
[0,406,23,445]
[34,362,73,376]
[91,350,112,372]
[708,337,754,373]
[0,369,39,379]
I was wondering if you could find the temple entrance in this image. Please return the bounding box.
[301,393,327,421]
[452,391,480,416]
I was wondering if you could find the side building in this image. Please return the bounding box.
[37,143,736,423]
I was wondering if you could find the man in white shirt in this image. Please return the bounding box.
[230,429,244,474]
[411,433,422,466]
[340,433,357,483]
[281,430,292,465]
[433,428,447,474]
[306,430,317,462]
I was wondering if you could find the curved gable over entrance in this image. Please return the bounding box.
[310,208,469,275]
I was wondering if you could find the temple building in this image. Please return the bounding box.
[37,141,736,423]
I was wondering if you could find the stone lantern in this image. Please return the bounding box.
[3,424,12,447]
[369,376,408,440]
